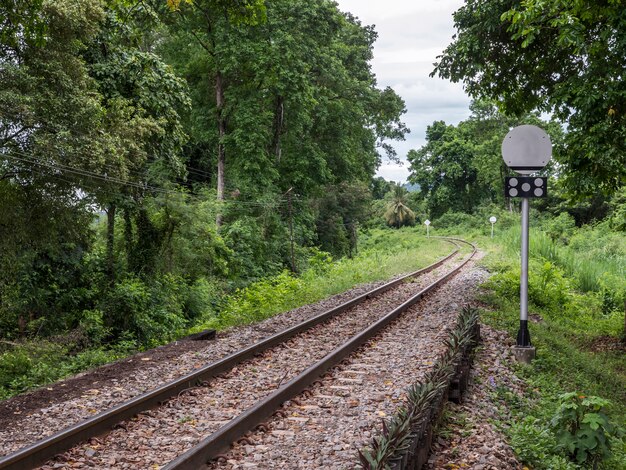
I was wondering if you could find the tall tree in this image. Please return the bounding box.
[83,1,190,279]
[408,121,481,218]
[315,181,371,258]
[162,0,408,264]
[0,0,108,333]
[165,0,266,227]
[433,0,626,196]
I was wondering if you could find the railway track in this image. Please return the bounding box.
[0,238,475,470]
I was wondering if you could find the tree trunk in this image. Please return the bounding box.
[124,208,133,266]
[216,70,226,229]
[163,217,176,274]
[287,188,296,272]
[272,95,284,162]
[106,204,116,284]
[350,222,358,256]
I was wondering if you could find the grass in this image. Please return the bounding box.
[193,227,455,331]
[0,338,137,400]
[474,220,626,469]
[503,225,625,299]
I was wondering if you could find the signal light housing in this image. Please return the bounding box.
[504,176,547,198]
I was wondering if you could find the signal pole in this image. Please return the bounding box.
[518,198,530,347]
[501,125,552,363]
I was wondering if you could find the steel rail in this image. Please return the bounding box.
[164,238,476,469]
[0,239,461,470]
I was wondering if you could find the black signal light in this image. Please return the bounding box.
[505,176,547,198]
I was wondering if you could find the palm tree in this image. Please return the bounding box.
[384,185,416,228]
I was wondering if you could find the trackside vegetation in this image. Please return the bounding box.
[1,0,410,397]
[195,233,452,331]
[431,209,626,469]
[0,232,451,399]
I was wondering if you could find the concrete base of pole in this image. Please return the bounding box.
[512,346,536,364]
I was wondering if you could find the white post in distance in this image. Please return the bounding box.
[489,216,497,238]
[424,219,431,238]
[502,125,552,363]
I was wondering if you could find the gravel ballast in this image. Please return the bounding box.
[35,255,471,469]
[425,324,525,470]
[0,243,533,470]
[206,258,488,470]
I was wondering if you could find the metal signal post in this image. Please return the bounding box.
[489,216,497,238]
[519,198,530,346]
[502,125,552,363]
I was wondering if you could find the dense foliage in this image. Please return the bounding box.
[0,0,408,376]
[399,210,625,469]
[478,219,626,469]
[433,0,626,196]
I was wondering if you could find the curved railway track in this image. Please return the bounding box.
[0,237,475,470]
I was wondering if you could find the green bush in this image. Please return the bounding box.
[435,211,479,230]
[224,216,285,280]
[499,224,625,314]
[306,247,334,274]
[0,341,68,396]
[183,277,221,320]
[78,309,110,345]
[219,270,305,325]
[0,349,32,389]
[484,260,572,314]
[607,187,626,232]
[509,416,575,470]
[102,276,187,346]
[541,212,576,244]
[529,261,572,312]
[551,393,621,467]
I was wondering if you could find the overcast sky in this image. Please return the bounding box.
[334,0,471,183]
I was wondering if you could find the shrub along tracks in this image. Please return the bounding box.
[0,238,474,469]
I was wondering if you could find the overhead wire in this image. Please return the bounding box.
[2,150,300,209]
[3,146,306,202]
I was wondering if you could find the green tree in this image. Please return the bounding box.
[161,0,407,263]
[0,0,108,335]
[384,184,415,229]
[0,0,193,338]
[371,176,394,200]
[407,121,482,218]
[433,0,626,196]
[315,181,371,258]
[164,0,266,227]
[82,1,191,280]
[407,101,562,217]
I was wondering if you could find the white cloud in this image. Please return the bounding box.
[335,0,472,183]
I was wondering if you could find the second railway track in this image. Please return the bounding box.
[1,238,474,469]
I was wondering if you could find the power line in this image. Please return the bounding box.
[4,151,168,194]
[2,151,298,209]
[6,147,307,203]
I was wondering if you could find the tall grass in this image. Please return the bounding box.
[478,218,626,469]
[502,225,625,298]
